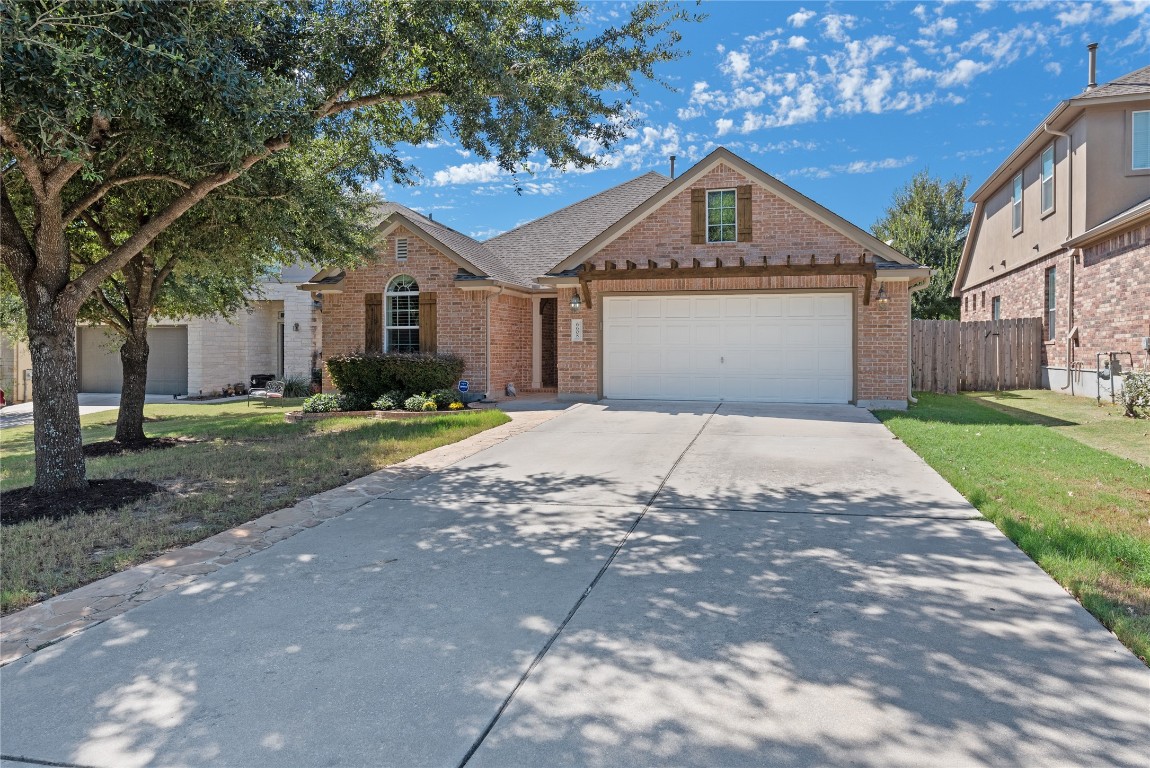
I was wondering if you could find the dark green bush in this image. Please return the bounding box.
[282,375,311,398]
[326,353,465,403]
[338,391,375,412]
[429,388,461,408]
[302,393,341,413]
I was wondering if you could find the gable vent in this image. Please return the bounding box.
[396,238,408,262]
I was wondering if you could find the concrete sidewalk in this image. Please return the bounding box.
[1,401,1146,768]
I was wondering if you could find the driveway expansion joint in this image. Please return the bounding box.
[0,409,564,668]
[457,402,721,767]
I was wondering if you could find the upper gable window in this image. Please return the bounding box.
[706,189,737,243]
[1040,146,1055,215]
[1011,173,1023,234]
[1133,110,1150,170]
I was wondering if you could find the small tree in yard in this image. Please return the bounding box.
[1,0,693,491]
[872,171,971,320]
[76,149,375,445]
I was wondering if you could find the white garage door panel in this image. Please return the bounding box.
[603,293,852,404]
[79,326,189,395]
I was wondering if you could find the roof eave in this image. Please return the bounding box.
[376,213,491,278]
[1063,202,1150,248]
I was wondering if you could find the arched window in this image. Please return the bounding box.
[385,275,419,352]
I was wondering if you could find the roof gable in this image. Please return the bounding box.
[549,147,915,272]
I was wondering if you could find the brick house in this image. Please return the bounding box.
[953,57,1150,395]
[307,148,930,408]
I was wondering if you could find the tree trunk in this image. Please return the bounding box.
[26,315,87,492]
[115,328,150,444]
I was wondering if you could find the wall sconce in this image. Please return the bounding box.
[570,291,582,312]
[293,322,300,332]
[876,283,889,305]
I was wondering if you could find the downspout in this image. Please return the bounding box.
[1044,123,1077,390]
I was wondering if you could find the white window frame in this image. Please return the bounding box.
[706,189,737,243]
[1040,145,1055,216]
[395,237,409,262]
[385,275,419,352]
[1011,173,1023,234]
[1133,110,1150,171]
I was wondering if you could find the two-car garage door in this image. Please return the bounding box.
[602,293,852,403]
[78,326,189,395]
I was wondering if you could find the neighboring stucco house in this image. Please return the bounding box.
[953,58,1150,394]
[306,148,929,408]
[0,332,32,404]
[77,265,321,396]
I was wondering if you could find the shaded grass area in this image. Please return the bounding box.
[966,389,1150,467]
[876,393,1150,664]
[0,401,509,613]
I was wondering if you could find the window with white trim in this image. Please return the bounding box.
[1040,145,1055,214]
[395,238,409,262]
[1011,173,1023,233]
[385,275,419,352]
[706,189,736,243]
[991,296,1001,321]
[1133,110,1150,170]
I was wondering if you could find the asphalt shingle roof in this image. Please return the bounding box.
[484,171,670,279]
[1077,64,1150,100]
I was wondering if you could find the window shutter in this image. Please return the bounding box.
[365,293,382,352]
[419,291,437,353]
[690,188,706,244]
[736,185,752,242]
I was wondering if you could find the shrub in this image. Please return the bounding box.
[282,376,311,398]
[1119,371,1150,418]
[448,401,465,410]
[421,399,438,411]
[326,353,465,403]
[337,391,374,412]
[403,393,430,411]
[372,394,398,411]
[302,393,341,413]
[429,388,461,409]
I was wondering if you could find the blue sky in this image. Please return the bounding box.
[371,1,1150,240]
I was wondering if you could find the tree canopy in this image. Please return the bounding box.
[1,0,694,491]
[872,170,970,320]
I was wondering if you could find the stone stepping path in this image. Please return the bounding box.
[0,408,565,666]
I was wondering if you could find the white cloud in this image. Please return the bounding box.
[715,117,735,136]
[920,17,959,36]
[1056,3,1093,26]
[787,35,810,50]
[1045,61,1063,75]
[469,226,505,240]
[787,8,817,28]
[937,58,989,87]
[820,13,856,42]
[788,155,916,179]
[431,160,504,186]
[723,50,753,80]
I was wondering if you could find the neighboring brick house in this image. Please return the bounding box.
[75,265,321,397]
[308,147,929,408]
[953,58,1150,395]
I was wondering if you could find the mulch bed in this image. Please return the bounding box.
[82,436,200,458]
[1,479,164,526]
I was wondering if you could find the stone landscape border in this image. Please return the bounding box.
[283,407,481,423]
[0,407,567,666]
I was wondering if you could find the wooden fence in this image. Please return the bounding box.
[911,318,1044,394]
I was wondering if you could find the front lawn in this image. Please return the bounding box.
[0,401,509,614]
[876,393,1150,664]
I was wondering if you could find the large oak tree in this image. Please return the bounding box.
[1,0,692,491]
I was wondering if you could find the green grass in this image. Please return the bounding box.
[876,393,1150,665]
[966,389,1150,467]
[0,401,510,613]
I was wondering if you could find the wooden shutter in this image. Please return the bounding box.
[690,188,706,244]
[419,291,437,353]
[736,185,752,242]
[365,293,382,352]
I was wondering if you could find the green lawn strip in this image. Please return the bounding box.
[876,393,1150,664]
[965,389,1150,467]
[0,404,509,613]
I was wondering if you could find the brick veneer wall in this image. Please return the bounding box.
[558,162,912,403]
[960,223,1149,373]
[488,292,533,395]
[320,226,490,392]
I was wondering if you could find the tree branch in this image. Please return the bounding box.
[0,179,35,286]
[0,121,47,201]
[79,210,118,252]
[43,114,111,196]
[64,135,291,304]
[66,173,191,223]
[320,88,446,119]
[93,287,131,334]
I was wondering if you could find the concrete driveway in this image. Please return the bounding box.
[0,393,176,430]
[1,402,1146,767]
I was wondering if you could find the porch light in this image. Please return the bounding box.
[876,284,889,305]
[570,292,582,312]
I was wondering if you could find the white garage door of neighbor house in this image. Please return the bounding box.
[602,293,853,403]
[78,326,189,396]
